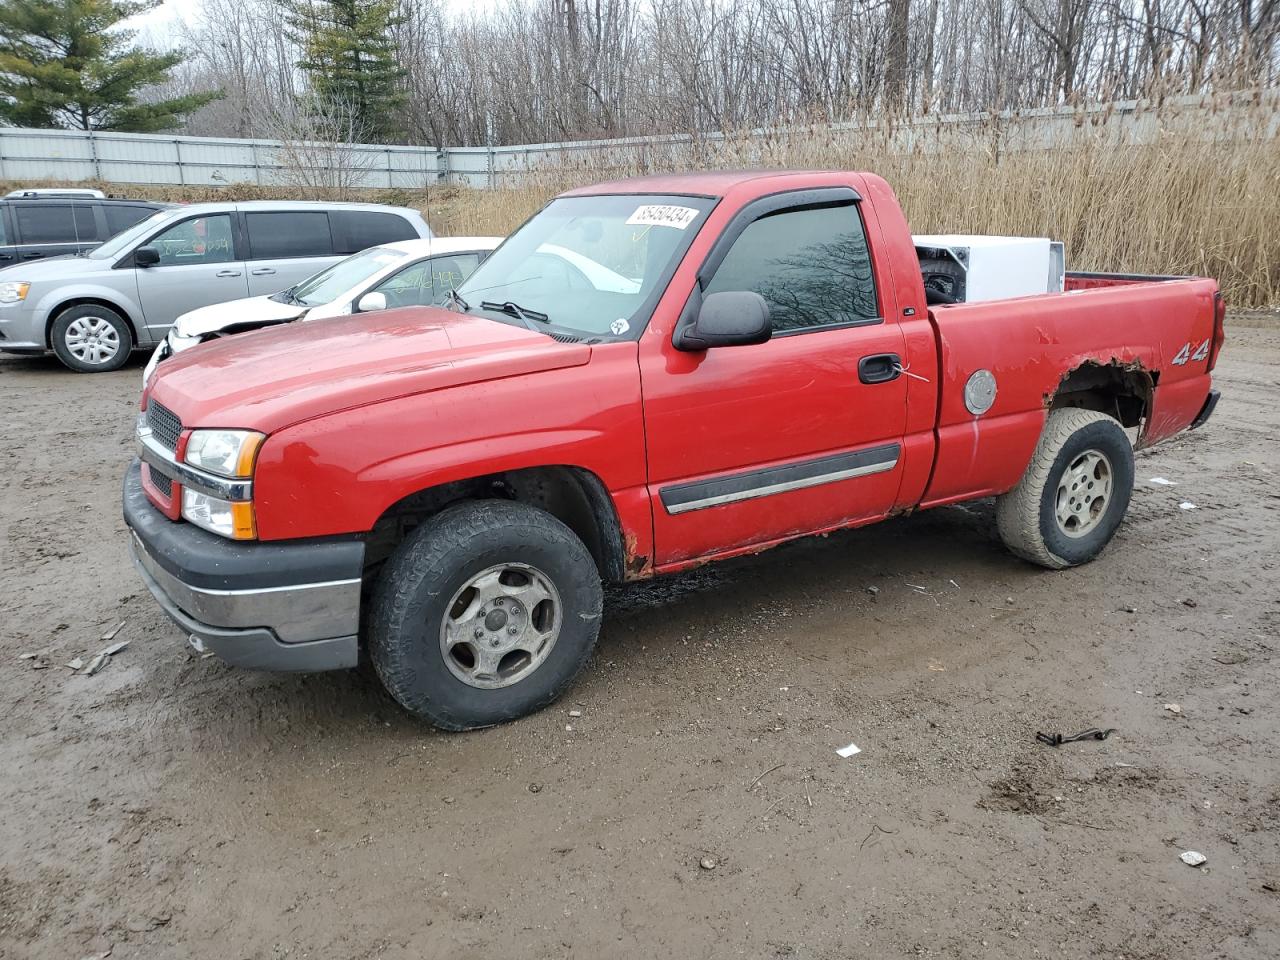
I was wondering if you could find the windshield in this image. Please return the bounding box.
[455,194,714,337]
[87,211,172,260]
[280,246,406,306]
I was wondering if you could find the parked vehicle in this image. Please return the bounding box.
[0,200,432,372]
[143,236,501,382]
[126,171,1224,730]
[0,194,170,267]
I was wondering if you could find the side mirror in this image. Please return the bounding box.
[674,290,772,351]
[356,291,387,313]
[134,246,160,268]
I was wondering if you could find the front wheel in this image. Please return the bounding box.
[996,408,1135,569]
[50,305,134,373]
[369,500,603,730]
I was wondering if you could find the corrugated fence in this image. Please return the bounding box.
[0,127,441,188]
[0,93,1274,190]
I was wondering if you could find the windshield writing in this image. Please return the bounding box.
[455,194,713,337]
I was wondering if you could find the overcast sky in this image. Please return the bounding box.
[125,0,199,46]
[126,0,492,47]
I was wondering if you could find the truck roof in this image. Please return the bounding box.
[561,170,849,199]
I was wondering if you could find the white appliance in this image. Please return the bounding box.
[913,234,1065,304]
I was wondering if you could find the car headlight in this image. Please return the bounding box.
[180,429,264,539]
[0,281,30,303]
[184,429,264,479]
[182,489,257,540]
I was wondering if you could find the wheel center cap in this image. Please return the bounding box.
[484,609,508,631]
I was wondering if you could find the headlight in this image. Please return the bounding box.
[184,429,264,479]
[0,281,30,303]
[182,489,257,540]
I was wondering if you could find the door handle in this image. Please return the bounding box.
[22,252,44,259]
[858,353,902,385]
[250,267,276,276]
[216,269,243,278]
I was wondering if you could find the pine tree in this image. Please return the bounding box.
[281,0,406,142]
[0,0,219,131]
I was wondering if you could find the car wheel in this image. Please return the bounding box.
[51,305,133,373]
[996,408,1135,569]
[369,500,603,730]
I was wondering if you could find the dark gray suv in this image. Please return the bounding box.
[0,195,171,266]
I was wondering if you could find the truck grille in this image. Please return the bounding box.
[146,400,182,451]
[149,467,173,497]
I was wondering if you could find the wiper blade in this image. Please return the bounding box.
[480,299,549,330]
[445,287,471,312]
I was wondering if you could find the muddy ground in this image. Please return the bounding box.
[1,319,1277,960]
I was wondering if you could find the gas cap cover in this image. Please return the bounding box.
[964,369,997,415]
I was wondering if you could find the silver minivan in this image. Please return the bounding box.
[0,200,432,372]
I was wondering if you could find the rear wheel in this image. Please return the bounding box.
[51,305,133,373]
[369,500,603,730]
[996,408,1135,569]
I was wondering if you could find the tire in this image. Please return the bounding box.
[369,500,604,730]
[996,408,1135,569]
[50,304,133,373]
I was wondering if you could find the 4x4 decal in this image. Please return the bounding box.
[1172,339,1210,365]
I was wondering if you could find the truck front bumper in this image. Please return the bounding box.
[122,460,363,671]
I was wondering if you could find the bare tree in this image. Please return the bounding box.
[263,96,378,198]
[163,0,1280,145]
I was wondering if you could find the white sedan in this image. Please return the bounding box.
[144,236,502,382]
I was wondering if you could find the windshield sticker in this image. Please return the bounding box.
[610,318,630,335]
[626,205,700,230]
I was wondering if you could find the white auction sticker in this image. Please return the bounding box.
[626,204,700,229]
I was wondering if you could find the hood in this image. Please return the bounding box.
[147,306,591,434]
[7,254,107,281]
[173,295,305,338]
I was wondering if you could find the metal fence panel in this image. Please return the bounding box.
[0,128,441,189]
[0,93,1272,191]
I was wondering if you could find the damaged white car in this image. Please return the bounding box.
[143,236,502,381]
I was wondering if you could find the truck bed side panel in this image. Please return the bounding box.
[920,278,1218,508]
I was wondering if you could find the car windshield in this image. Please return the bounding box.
[279,246,406,306]
[455,194,715,337]
[86,211,173,260]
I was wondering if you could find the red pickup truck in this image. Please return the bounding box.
[125,171,1224,729]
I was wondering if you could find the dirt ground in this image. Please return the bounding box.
[1,318,1277,960]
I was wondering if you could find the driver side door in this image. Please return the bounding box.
[638,191,910,568]
[134,213,248,342]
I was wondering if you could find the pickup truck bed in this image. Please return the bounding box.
[918,274,1221,508]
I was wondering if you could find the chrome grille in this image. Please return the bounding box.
[146,400,181,450]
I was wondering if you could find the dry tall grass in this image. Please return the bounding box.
[434,99,1280,308]
[6,98,1277,306]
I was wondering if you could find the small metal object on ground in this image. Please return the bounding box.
[1036,727,1116,747]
